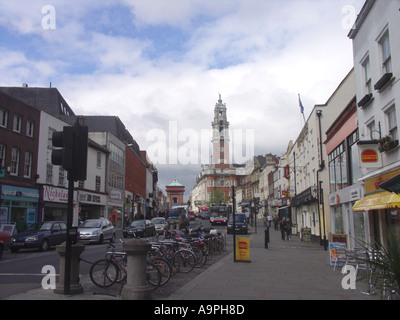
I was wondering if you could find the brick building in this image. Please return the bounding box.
[0,92,41,225]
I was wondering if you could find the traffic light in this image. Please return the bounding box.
[51,124,88,181]
[51,126,74,171]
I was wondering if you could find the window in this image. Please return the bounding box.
[46,164,53,184]
[13,115,22,133]
[108,172,124,190]
[48,128,55,148]
[329,130,360,192]
[0,144,5,168]
[26,120,34,137]
[386,106,398,141]
[58,169,66,186]
[380,32,392,74]
[367,121,376,140]
[24,152,32,178]
[11,148,20,176]
[0,109,8,128]
[328,143,348,192]
[96,152,102,167]
[109,142,124,165]
[95,176,101,192]
[362,56,372,94]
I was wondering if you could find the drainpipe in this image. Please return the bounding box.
[316,110,327,251]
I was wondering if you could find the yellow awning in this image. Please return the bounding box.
[353,191,400,212]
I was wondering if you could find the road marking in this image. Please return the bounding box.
[0,273,60,276]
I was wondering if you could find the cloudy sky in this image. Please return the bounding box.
[0,0,364,198]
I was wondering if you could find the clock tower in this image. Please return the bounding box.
[212,94,230,168]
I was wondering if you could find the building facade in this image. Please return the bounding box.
[166,178,185,207]
[349,0,400,245]
[191,95,244,209]
[0,92,41,226]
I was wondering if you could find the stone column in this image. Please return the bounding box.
[121,238,153,300]
[54,242,85,295]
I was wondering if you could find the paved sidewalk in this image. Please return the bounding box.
[168,222,376,300]
[4,219,377,300]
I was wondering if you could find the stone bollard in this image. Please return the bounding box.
[121,238,153,300]
[54,242,85,295]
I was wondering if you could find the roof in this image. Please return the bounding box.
[347,0,376,39]
[0,86,75,120]
[168,178,184,187]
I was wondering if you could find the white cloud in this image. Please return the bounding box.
[0,0,365,195]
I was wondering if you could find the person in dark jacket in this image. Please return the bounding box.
[16,216,28,233]
[280,218,286,240]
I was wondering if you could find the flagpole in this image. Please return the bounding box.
[298,94,306,124]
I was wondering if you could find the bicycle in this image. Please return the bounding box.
[89,243,162,289]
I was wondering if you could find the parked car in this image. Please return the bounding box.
[151,217,168,234]
[78,218,115,244]
[10,221,67,252]
[123,220,156,238]
[227,213,248,234]
[0,232,11,259]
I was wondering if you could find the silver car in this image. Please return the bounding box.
[151,217,168,234]
[78,218,115,244]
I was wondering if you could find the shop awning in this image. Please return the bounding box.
[380,173,400,195]
[352,191,400,212]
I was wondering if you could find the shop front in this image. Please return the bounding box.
[108,189,124,228]
[353,169,400,245]
[42,185,78,224]
[329,184,365,249]
[0,185,40,226]
[78,191,106,221]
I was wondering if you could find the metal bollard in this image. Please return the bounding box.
[264,228,270,249]
[121,238,153,300]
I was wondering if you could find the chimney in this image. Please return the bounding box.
[22,83,28,88]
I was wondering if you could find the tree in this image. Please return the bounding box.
[208,190,227,206]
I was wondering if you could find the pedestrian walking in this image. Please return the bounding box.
[262,214,268,228]
[267,214,272,228]
[280,217,286,240]
[273,215,279,231]
[286,218,292,241]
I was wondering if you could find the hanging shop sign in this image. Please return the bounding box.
[358,143,382,168]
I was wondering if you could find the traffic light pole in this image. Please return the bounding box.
[232,185,237,263]
[51,119,89,295]
[64,172,74,296]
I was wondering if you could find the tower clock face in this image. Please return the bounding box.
[220,147,224,152]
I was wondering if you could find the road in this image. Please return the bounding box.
[0,217,239,299]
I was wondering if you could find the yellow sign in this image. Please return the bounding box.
[236,237,250,261]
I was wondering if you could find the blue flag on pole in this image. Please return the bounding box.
[298,94,304,114]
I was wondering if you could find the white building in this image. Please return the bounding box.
[290,70,356,245]
[349,0,400,245]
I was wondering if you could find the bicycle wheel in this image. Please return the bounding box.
[90,259,119,288]
[146,262,161,287]
[151,258,172,286]
[191,243,207,268]
[176,249,196,273]
[162,252,180,276]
